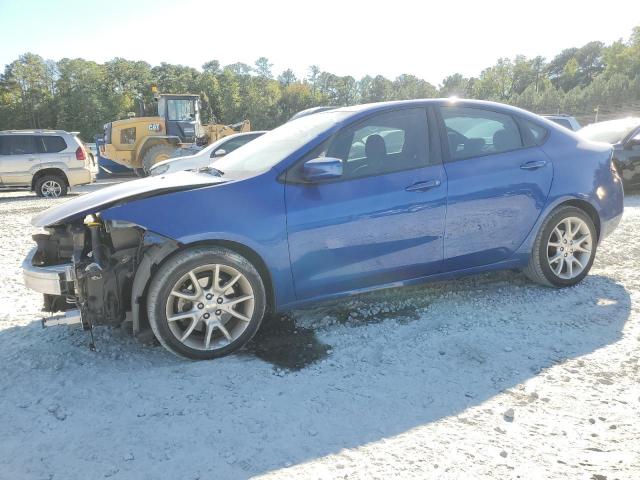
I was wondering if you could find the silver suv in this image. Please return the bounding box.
[0,130,96,197]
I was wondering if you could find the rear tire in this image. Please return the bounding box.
[35,174,67,198]
[142,145,176,174]
[524,205,597,287]
[147,246,267,360]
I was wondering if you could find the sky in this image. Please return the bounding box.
[0,0,638,85]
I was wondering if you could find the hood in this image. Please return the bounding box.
[32,170,227,227]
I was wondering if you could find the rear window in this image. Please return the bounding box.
[0,135,39,155]
[41,136,67,153]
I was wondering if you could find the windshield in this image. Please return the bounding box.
[167,99,197,121]
[214,111,350,173]
[579,118,640,144]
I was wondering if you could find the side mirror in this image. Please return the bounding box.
[302,157,343,182]
[211,149,226,158]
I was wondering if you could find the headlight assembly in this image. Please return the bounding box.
[151,164,170,176]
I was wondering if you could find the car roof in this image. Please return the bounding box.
[324,98,547,125]
[0,129,73,135]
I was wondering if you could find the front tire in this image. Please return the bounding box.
[142,144,176,174]
[524,206,597,287]
[35,174,67,198]
[147,246,267,360]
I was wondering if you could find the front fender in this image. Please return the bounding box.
[99,172,296,310]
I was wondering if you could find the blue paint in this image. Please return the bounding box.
[78,99,622,311]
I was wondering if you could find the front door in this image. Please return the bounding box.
[438,105,553,270]
[285,107,447,300]
[0,135,41,186]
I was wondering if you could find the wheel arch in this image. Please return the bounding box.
[517,195,603,259]
[131,236,276,334]
[31,168,69,190]
[186,239,276,315]
[556,198,601,240]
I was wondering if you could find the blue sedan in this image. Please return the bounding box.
[24,99,624,359]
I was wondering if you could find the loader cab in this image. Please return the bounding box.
[156,94,201,143]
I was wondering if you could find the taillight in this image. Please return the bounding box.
[75,146,86,161]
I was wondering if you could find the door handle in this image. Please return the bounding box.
[520,160,547,170]
[405,179,441,192]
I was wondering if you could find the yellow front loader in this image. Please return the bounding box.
[100,93,250,176]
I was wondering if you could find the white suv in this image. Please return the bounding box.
[0,130,96,197]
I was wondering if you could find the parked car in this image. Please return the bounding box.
[0,130,95,197]
[288,106,336,122]
[578,117,640,190]
[149,131,266,176]
[542,114,581,131]
[23,99,623,360]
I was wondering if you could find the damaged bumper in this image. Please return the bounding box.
[22,247,75,296]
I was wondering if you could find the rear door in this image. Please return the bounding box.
[0,135,41,186]
[40,135,71,166]
[438,105,553,270]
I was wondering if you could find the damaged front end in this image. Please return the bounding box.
[23,215,176,346]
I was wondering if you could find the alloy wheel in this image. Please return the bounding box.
[546,216,593,280]
[41,180,62,197]
[165,264,255,351]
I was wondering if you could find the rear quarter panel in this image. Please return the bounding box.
[515,128,623,257]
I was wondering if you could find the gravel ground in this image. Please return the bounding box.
[0,182,638,480]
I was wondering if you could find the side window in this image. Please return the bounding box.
[440,106,523,160]
[120,127,136,145]
[215,136,252,156]
[41,136,67,153]
[327,108,429,179]
[519,118,548,147]
[1,135,38,155]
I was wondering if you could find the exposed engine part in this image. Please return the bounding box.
[41,309,83,328]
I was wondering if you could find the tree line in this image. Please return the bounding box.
[1,26,639,141]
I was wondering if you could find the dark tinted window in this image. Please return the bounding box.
[441,106,523,160]
[520,118,548,147]
[326,108,429,179]
[41,136,67,153]
[0,135,38,155]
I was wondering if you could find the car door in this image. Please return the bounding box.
[438,105,553,270]
[0,135,41,186]
[285,107,447,300]
[40,135,71,166]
